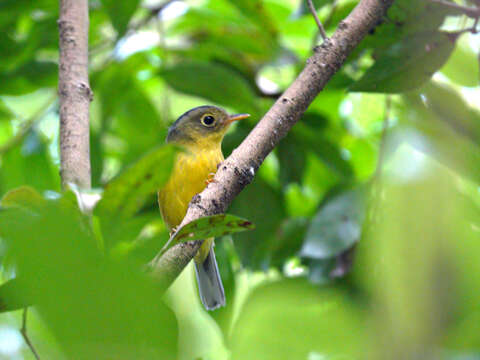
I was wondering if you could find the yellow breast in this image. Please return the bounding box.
[158,147,224,230]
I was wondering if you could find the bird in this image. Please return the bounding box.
[158,105,249,310]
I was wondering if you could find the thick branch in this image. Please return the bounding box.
[147,0,395,287]
[58,0,92,189]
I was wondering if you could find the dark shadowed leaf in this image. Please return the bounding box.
[270,217,309,268]
[230,177,286,270]
[293,124,353,179]
[161,62,259,115]
[350,32,455,93]
[0,61,57,95]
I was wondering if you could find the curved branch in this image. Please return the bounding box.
[147,0,395,288]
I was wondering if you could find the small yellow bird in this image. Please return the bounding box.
[158,106,249,310]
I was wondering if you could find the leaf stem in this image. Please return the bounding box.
[21,308,41,360]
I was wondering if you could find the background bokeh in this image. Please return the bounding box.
[0,0,479,359]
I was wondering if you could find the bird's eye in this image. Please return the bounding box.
[201,114,216,127]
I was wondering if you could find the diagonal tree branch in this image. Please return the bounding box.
[58,0,92,189]
[147,0,395,288]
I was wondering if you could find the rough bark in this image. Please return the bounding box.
[147,0,395,287]
[58,0,92,189]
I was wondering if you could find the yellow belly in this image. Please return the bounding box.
[158,148,224,230]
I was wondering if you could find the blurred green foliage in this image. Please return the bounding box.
[0,0,479,359]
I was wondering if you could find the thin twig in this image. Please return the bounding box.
[427,0,480,18]
[129,0,176,33]
[0,95,57,154]
[307,0,328,41]
[20,308,40,360]
[311,0,339,50]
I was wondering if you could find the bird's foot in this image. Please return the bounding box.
[205,172,216,185]
[169,227,179,238]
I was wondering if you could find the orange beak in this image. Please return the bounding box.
[225,113,250,126]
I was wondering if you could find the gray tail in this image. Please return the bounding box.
[194,245,225,311]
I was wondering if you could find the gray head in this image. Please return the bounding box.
[166,105,249,147]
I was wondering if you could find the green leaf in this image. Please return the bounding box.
[100,0,140,36]
[160,214,255,255]
[1,185,45,210]
[300,187,366,259]
[161,62,259,115]
[350,31,456,93]
[95,144,177,223]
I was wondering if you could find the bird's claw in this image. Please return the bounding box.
[169,226,178,238]
[205,172,216,185]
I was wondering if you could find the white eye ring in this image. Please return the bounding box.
[201,114,216,127]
